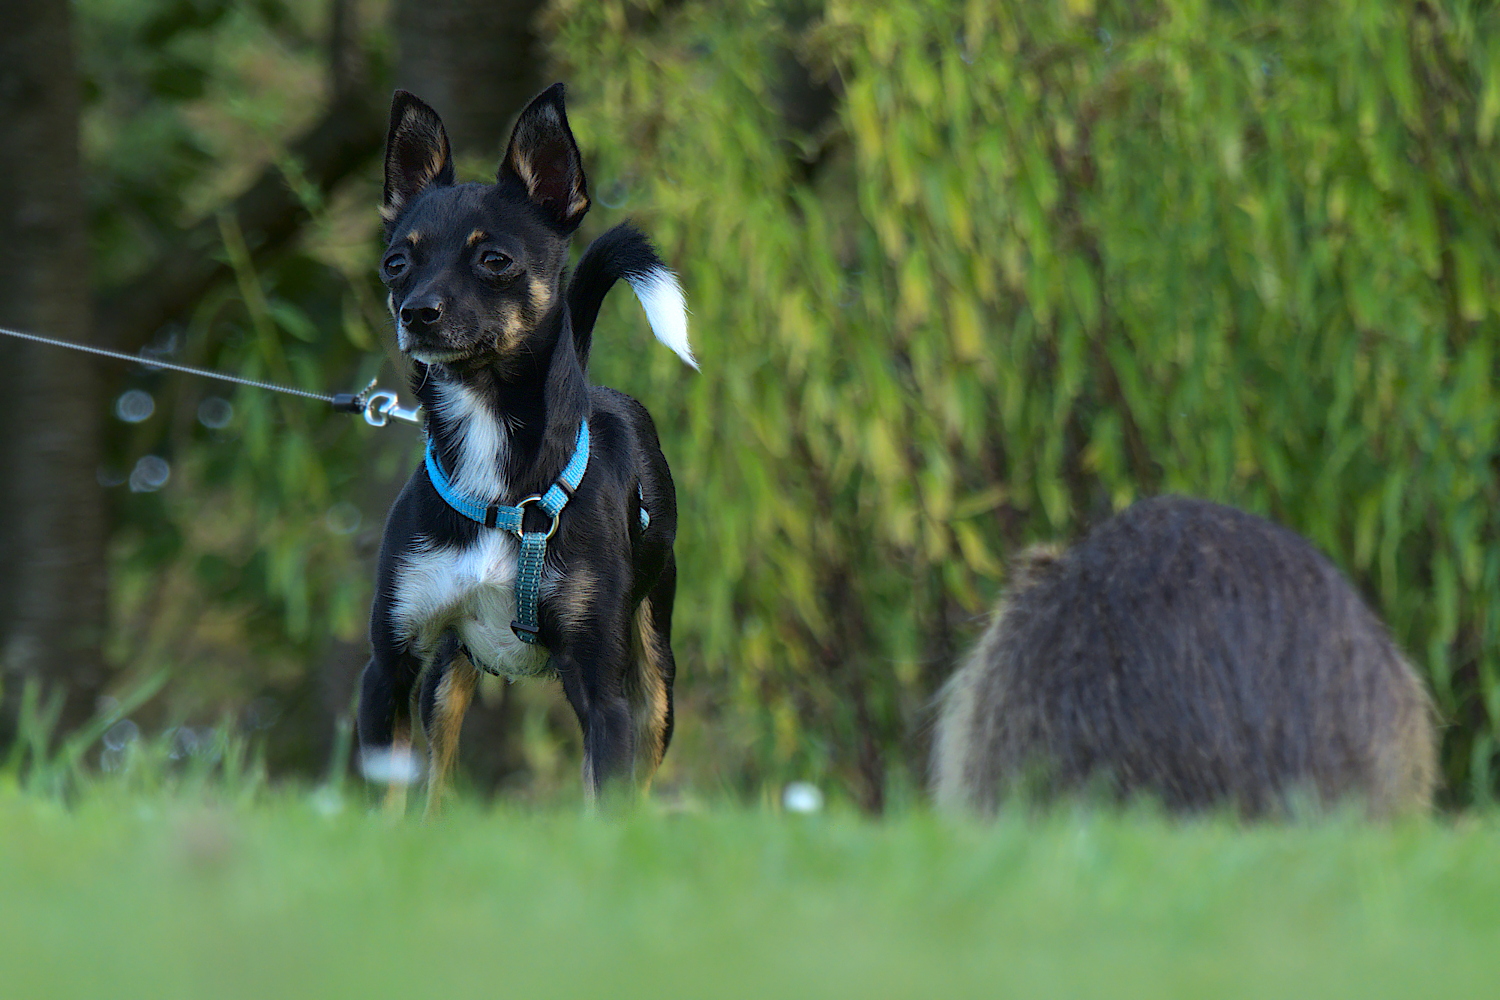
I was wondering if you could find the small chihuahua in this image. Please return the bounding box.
[356,84,695,812]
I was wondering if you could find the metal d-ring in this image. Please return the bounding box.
[512,495,560,540]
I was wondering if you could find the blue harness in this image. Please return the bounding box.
[423,420,649,649]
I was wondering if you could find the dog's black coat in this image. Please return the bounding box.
[356,85,690,805]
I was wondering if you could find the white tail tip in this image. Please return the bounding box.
[628,266,697,369]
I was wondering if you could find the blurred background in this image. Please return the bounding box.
[2,0,1499,811]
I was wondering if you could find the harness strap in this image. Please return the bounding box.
[542,428,591,516]
[511,531,549,644]
[424,421,590,652]
[423,420,652,658]
[423,446,526,531]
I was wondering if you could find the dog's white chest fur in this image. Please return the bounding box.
[391,530,551,678]
[388,381,549,678]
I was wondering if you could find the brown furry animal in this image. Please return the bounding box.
[932,496,1436,818]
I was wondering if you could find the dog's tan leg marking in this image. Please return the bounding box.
[384,718,412,816]
[556,568,598,638]
[627,599,670,789]
[425,658,478,818]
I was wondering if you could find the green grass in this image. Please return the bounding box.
[2,780,1498,1000]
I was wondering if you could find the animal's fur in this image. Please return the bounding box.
[356,85,691,811]
[932,496,1437,818]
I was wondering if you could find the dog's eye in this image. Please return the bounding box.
[478,250,514,276]
[382,254,408,280]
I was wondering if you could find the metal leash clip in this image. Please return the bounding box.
[330,379,423,427]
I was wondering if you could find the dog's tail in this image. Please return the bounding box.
[567,222,696,370]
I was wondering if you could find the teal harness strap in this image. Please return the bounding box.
[424,444,525,531]
[423,419,653,656]
[424,421,590,649]
[509,422,590,644]
[512,531,550,642]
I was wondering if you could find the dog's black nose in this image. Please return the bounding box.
[399,295,444,328]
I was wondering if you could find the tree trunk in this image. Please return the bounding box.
[0,0,109,739]
[393,0,549,157]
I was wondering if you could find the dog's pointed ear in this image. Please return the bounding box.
[383,91,455,224]
[498,83,589,233]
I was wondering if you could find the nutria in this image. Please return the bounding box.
[932,496,1436,817]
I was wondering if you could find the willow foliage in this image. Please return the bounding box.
[549,0,1500,806]
[78,0,401,751]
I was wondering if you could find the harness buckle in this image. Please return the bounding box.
[512,495,560,540]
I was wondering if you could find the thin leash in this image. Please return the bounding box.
[0,323,422,427]
[0,322,611,652]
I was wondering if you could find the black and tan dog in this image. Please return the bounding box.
[356,84,696,812]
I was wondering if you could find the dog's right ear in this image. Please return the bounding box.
[382,91,455,225]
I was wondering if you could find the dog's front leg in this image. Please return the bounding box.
[418,634,476,818]
[552,619,637,804]
[358,642,423,816]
